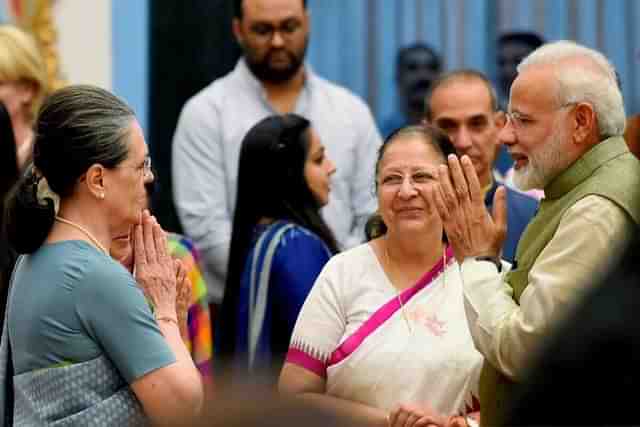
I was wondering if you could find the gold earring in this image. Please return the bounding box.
[99,192,105,199]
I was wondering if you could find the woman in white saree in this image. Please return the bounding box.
[279,125,482,427]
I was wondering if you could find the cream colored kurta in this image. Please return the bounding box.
[460,195,634,381]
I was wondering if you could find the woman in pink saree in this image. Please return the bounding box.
[279,125,482,427]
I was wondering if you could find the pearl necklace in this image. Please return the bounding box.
[54,216,109,255]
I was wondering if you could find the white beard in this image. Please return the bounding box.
[512,124,568,191]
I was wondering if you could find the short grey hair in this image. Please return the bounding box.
[517,40,625,138]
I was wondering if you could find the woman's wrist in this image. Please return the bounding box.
[154,306,178,318]
[155,315,179,326]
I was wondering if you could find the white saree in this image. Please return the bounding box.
[287,243,481,416]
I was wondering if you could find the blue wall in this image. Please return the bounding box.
[305,0,640,121]
[111,0,640,132]
[112,0,149,134]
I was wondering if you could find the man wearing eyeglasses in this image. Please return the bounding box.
[424,69,538,263]
[172,0,381,307]
[431,41,640,426]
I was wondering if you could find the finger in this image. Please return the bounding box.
[493,186,508,241]
[394,410,409,427]
[437,164,459,211]
[175,259,186,285]
[143,212,157,263]
[174,258,182,278]
[430,185,464,263]
[151,217,168,259]
[133,222,147,267]
[139,208,148,225]
[388,408,399,427]
[415,418,443,427]
[460,155,483,206]
[403,413,420,427]
[429,184,450,225]
[447,154,471,203]
[441,416,458,427]
[181,278,193,302]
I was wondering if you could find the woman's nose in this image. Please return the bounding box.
[398,177,417,198]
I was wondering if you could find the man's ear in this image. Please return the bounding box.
[572,102,596,144]
[232,18,244,47]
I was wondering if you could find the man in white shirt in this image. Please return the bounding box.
[172,0,381,304]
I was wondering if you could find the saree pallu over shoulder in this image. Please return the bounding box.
[287,246,455,377]
[286,245,481,415]
[11,355,147,426]
[327,246,454,368]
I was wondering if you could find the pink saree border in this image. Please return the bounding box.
[285,348,327,378]
[327,246,455,367]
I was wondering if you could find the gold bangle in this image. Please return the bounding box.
[155,316,179,326]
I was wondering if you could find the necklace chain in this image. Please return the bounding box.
[54,216,108,254]
[384,240,447,333]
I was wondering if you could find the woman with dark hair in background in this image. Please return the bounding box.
[0,85,202,425]
[0,102,19,330]
[217,114,338,382]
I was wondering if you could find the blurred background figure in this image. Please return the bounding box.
[217,114,338,384]
[0,102,19,329]
[172,0,381,312]
[194,384,350,427]
[425,69,538,262]
[496,31,544,108]
[495,31,544,176]
[0,25,48,171]
[504,233,640,426]
[623,114,640,158]
[380,42,442,138]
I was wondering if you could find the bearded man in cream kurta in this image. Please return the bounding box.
[431,40,640,427]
